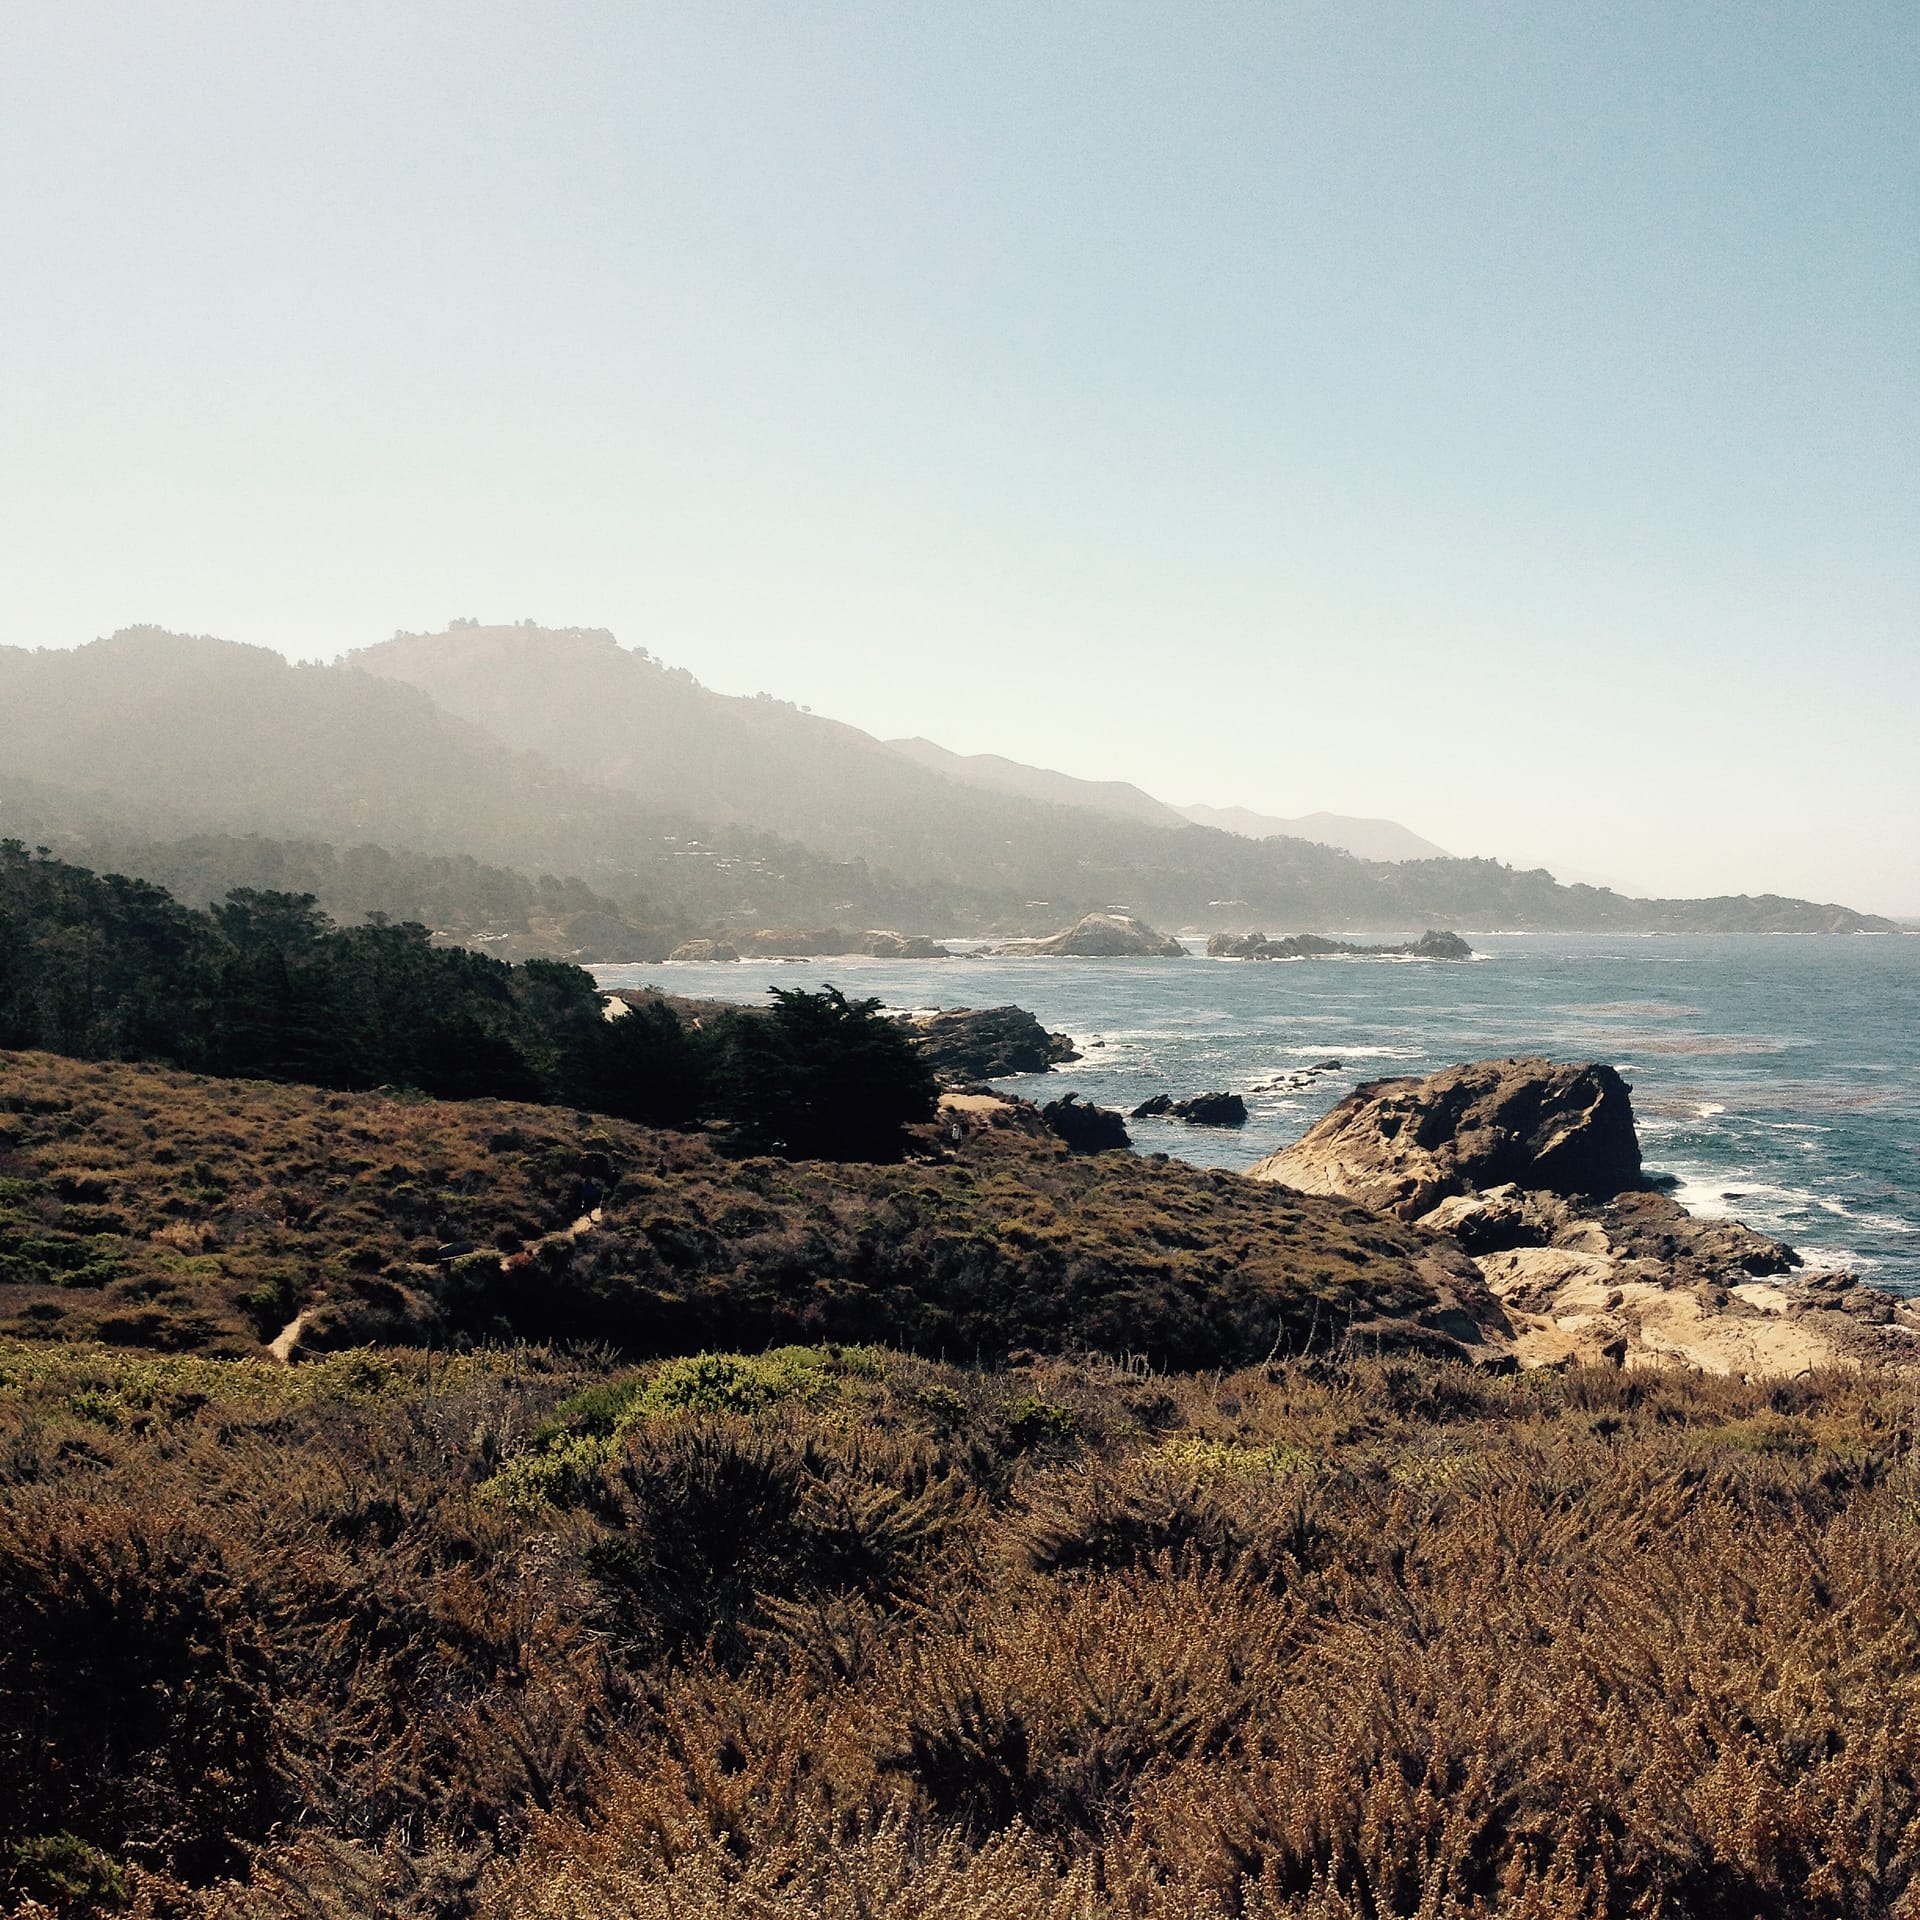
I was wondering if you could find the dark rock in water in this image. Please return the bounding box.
[1206,930,1272,959]
[1132,1091,1247,1125]
[1248,1056,1641,1216]
[731,927,834,956]
[1207,928,1473,961]
[1041,1092,1131,1153]
[1597,1190,1799,1280]
[1129,1089,1251,1126]
[859,930,951,958]
[901,1006,1081,1083]
[667,938,739,962]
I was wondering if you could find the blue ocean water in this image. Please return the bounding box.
[594,934,1920,1292]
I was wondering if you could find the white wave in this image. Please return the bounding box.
[1794,1245,1876,1277]
[1274,1044,1420,1059]
[1663,1174,1825,1221]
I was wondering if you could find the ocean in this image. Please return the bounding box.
[594,933,1920,1292]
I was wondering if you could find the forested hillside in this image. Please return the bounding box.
[0,840,965,1163]
[0,824,670,959]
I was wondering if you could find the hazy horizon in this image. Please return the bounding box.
[4,5,1914,914]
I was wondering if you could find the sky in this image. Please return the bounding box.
[2,2,1915,913]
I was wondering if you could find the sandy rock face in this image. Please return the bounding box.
[1247,1057,1641,1217]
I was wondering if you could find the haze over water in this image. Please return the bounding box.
[600,933,1920,1292]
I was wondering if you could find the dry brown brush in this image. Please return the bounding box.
[4,1341,1920,1917]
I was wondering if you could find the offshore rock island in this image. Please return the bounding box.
[1209,927,1473,960]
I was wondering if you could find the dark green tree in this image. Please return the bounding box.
[572,998,711,1126]
[712,985,936,1161]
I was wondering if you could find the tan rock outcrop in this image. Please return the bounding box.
[1250,1056,1919,1378]
[1247,1057,1641,1216]
[993,913,1187,958]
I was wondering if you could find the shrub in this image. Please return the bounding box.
[5,1832,128,1909]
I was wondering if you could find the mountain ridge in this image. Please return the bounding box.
[884,736,1188,829]
[1177,803,1451,862]
[0,625,1895,937]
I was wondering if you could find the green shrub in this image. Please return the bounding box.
[6,1832,128,1909]
[997,1394,1078,1453]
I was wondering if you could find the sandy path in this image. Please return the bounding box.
[269,1210,607,1360]
[268,1309,314,1364]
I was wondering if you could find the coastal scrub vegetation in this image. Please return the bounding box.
[4,1338,1920,1916]
[0,1050,1439,1365]
[5,841,1914,1917]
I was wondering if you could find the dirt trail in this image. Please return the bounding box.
[270,1210,606,1361]
[497,1207,603,1272]
[268,1309,314,1365]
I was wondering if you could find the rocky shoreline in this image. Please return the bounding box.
[1247,1055,1917,1375]
[932,1046,1916,1378]
[609,987,1910,1377]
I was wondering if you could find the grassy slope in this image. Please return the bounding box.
[0,1050,1476,1368]
[3,1339,1917,1916]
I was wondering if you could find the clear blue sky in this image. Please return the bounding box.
[3,2,1915,910]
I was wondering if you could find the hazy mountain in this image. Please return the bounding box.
[879,728,1449,868]
[354,626,1541,925]
[886,737,1187,828]
[0,626,1894,936]
[0,630,940,931]
[0,628,615,862]
[1178,804,1450,863]
[352,623,1161,874]
[350,625,1892,935]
